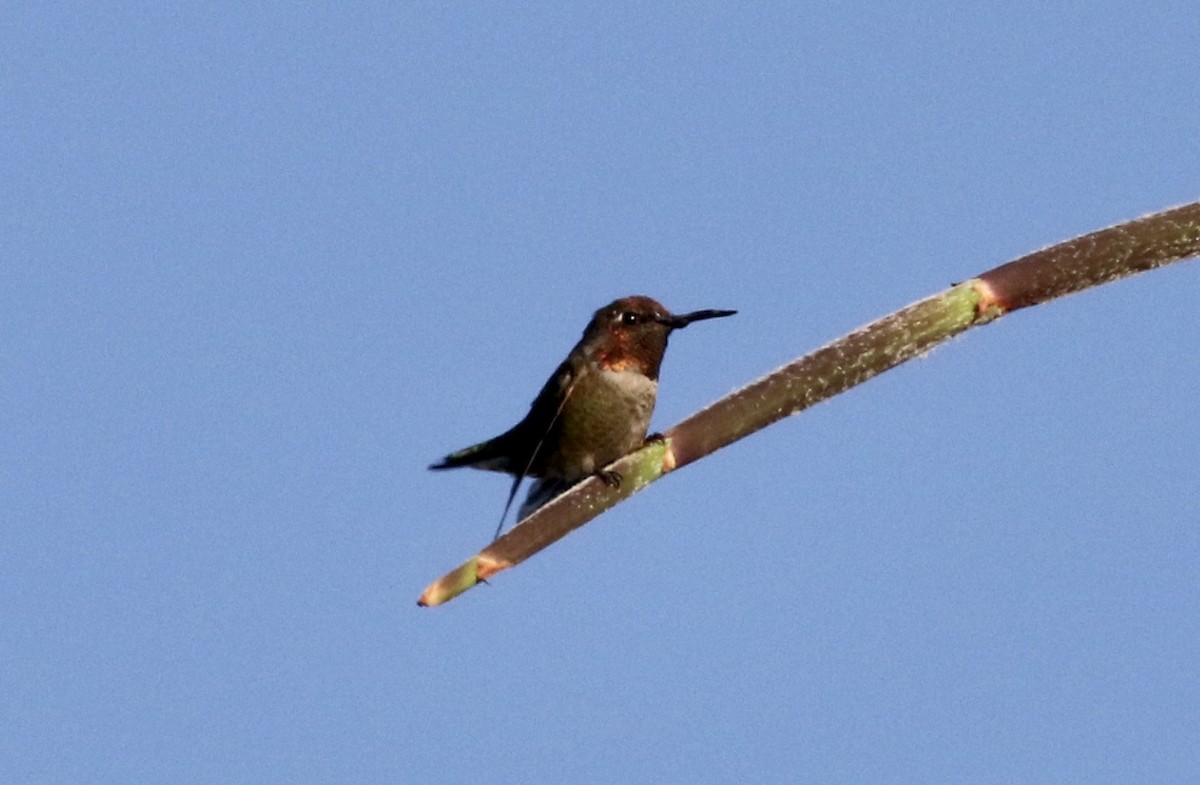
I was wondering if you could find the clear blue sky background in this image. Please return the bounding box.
[3,4,1198,783]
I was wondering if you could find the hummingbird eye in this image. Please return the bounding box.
[620,311,640,325]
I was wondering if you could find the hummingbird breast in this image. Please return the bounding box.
[540,366,657,481]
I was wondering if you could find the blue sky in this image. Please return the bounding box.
[3,3,1198,782]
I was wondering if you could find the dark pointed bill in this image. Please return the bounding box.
[657,308,737,329]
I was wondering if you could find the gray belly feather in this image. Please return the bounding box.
[545,368,657,480]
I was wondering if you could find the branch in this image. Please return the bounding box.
[419,200,1200,607]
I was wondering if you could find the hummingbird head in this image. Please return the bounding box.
[585,296,736,379]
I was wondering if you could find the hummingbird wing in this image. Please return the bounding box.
[428,359,579,476]
[429,358,583,540]
[495,360,585,530]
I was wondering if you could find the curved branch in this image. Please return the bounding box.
[419,200,1200,607]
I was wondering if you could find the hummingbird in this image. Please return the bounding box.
[430,295,736,536]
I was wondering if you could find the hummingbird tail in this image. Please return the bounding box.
[428,438,516,472]
[517,477,575,520]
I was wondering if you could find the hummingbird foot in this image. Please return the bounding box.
[596,469,622,488]
[644,432,666,445]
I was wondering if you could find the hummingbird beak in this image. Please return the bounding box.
[657,308,737,330]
